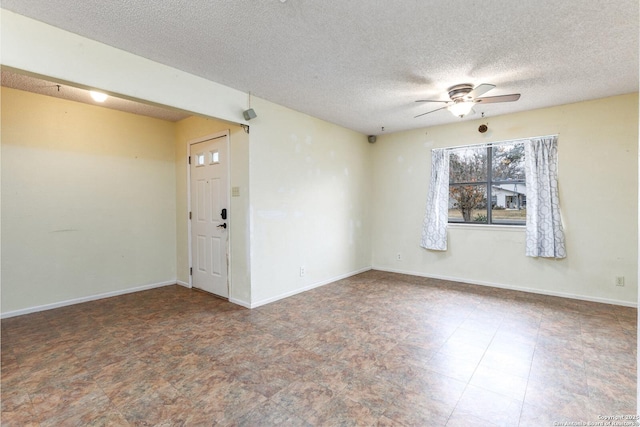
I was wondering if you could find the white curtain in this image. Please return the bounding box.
[524,136,566,258]
[421,148,449,251]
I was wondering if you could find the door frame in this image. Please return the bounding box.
[186,130,231,295]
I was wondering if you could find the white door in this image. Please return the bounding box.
[190,135,229,298]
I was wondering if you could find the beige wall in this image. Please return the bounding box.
[174,116,251,304]
[249,98,373,306]
[1,89,373,313]
[1,89,255,314]
[1,87,178,313]
[371,93,639,305]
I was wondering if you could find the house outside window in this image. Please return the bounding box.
[449,142,526,225]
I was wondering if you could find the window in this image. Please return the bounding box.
[210,150,219,164]
[448,142,525,225]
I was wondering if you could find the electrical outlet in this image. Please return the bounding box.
[396,253,402,261]
[300,267,305,277]
[615,276,625,287]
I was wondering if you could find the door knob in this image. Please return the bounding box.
[217,223,227,229]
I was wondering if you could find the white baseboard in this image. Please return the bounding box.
[248,267,372,309]
[1,280,177,319]
[176,280,191,289]
[8,266,625,318]
[374,266,637,308]
[228,297,251,309]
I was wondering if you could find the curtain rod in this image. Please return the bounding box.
[434,134,559,152]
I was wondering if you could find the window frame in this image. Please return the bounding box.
[448,143,526,226]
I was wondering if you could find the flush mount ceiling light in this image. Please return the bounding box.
[89,90,108,102]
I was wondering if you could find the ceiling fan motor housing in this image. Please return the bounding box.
[447,84,474,100]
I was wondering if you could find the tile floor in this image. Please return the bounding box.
[1,270,636,426]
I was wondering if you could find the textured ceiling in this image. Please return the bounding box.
[2,1,638,135]
[1,70,191,122]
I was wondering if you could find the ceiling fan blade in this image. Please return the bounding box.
[466,83,495,99]
[414,106,448,118]
[415,99,449,103]
[475,93,521,104]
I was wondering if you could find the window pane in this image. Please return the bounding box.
[449,184,487,223]
[449,148,487,183]
[492,204,526,224]
[492,178,526,224]
[492,143,525,181]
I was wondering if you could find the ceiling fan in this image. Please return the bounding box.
[415,83,520,118]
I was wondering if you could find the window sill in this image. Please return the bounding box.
[448,223,525,232]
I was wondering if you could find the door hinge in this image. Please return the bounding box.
[190,267,193,276]
[189,211,192,220]
[188,156,191,165]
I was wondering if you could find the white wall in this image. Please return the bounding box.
[372,94,638,306]
[249,98,372,306]
[1,87,177,314]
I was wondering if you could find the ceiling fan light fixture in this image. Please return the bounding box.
[448,101,474,117]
